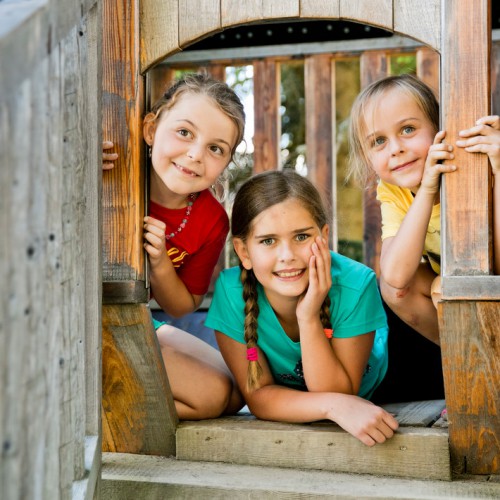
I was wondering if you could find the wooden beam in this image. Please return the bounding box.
[304,54,335,245]
[253,59,280,172]
[439,0,499,475]
[102,0,146,287]
[359,51,389,276]
[102,304,178,455]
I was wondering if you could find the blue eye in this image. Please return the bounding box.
[260,238,274,246]
[402,125,415,135]
[296,233,309,242]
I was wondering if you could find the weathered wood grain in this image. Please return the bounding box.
[102,0,146,285]
[394,0,440,50]
[359,51,389,276]
[440,0,492,275]
[179,0,221,50]
[304,54,335,240]
[140,0,180,72]
[102,304,178,456]
[439,301,500,475]
[252,59,280,172]
[176,416,450,480]
[340,0,392,31]
[300,0,339,19]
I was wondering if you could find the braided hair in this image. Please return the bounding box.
[231,170,332,390]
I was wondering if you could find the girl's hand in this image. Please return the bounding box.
[420,131,456,193]
[296,236,332,323]
[103,141,118,170]
[456,115,500,174]
[143,216,169,268]
[327,394,399,447]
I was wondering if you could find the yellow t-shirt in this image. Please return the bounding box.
[376,180,441,274]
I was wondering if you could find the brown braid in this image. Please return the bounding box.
[320,296,332,331]
[241,266,263,390]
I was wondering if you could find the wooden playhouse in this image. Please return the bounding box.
[1,0,499,498]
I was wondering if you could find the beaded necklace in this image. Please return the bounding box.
[165,193,197,240]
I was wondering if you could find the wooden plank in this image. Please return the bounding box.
[176,417,450,480]
[252,59,280,173]
[102,281,149,304]
[439,301,500,475]
[381,400,445,427]
[441,276,500,300]
[394,0,440,51]
[102,0,146,284]
[300,0,339,19]
[178,0,221,49]
[148,65,175,108]
[416,46,440,100]
[140,0,179,72]
[101,453,500,499]
[440,0,492,276]
[493,41,500,115]
[102,304,178,455]
[221,0,299,27]
[304,54,335,246]
[359,51,389,276]
[340,0,392,31]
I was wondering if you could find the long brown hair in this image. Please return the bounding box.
[231,169,332,390]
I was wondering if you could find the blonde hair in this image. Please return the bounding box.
[347,73,439,187]
[231,170,333,390]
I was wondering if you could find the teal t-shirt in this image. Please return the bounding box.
[205,252,388,399]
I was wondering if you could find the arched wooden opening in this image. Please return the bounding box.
[102,0,499,476]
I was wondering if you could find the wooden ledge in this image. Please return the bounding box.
[441,276,500,300]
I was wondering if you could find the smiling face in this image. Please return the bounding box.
[363,88,437,192]
[233,198,329,309]
[144,92,238,206]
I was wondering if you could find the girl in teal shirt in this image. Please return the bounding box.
[206,170,399,446]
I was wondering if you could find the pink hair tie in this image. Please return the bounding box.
[246,347,259,361]
[324,328,333,339]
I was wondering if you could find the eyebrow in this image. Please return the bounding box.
[176,119,233,148]
[365,117,422,141]
[253,226,315,239]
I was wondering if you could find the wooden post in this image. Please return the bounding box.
[439,0,500,475]
[359,51,389,276]
[305,54,335,244]
[102,0,177,455]
[253,59,280,172]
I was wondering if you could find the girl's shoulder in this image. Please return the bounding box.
[330,252,376,290]
[217,265,243,288]
[376,180,413,205]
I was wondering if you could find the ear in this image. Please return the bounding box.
[143,113,157,146]
[233,238,252,270]
[321,224,329,241]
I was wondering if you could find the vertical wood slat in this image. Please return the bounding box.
[178,0,221,49]
[300,0,339,19]
[102,0,146,286]
[440,0,492,277]
[140,0,180,72]
[253,59,280,173]
[148,65,176,108]
[416,46,440,100]
[359,51,390,276]
[340,0,392,31]
[304,54,335,246]
[439,0,499,476]
[438,301,500,474]
[102,304,178,456]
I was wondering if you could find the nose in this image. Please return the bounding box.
[278,241,295,262]
[389,137,404,156]
[187,143,203,162]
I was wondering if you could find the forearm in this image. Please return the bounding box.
[381,189,437,288]
[493,171,500,274]
[247,385,348,423]
[298,320,353,394]
[150,263,200,317]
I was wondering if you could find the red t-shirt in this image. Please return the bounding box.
[149,189,229,296]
